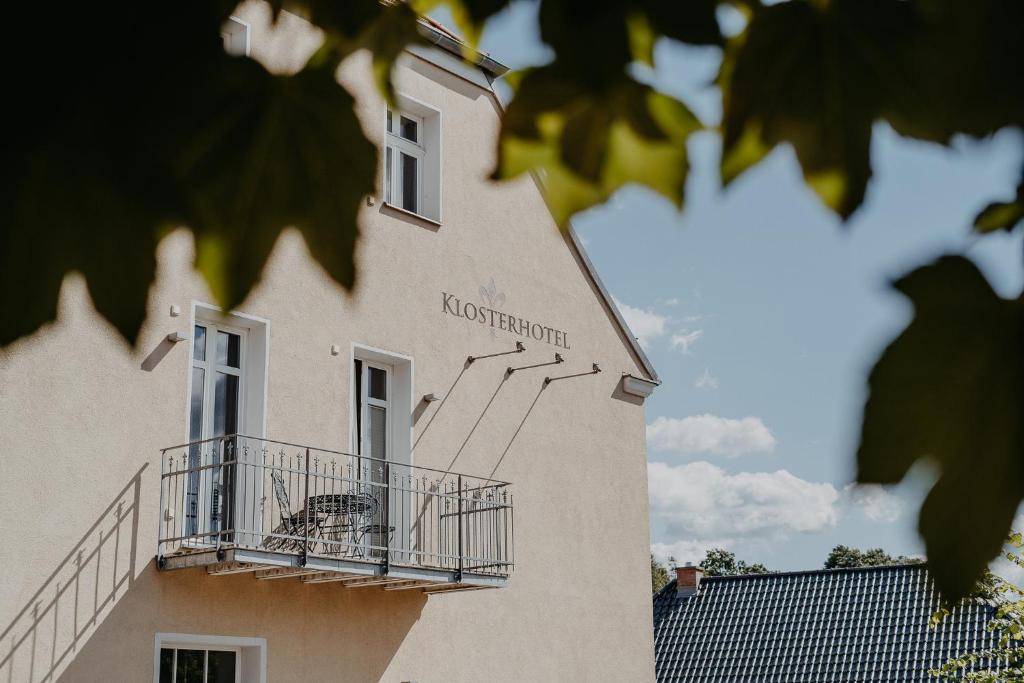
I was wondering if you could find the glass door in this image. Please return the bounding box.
[354,359,390,556]
[186,323,245,543]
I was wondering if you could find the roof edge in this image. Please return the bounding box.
[683,562,930,584]
[567,227,660,383]
[417,17,509,77]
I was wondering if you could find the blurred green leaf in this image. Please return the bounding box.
[0,4,232,346]
[857,255,1024,601]
[284,1,425,105]
[173,58,376,310]
[885,0,1024,143]
[719,0,918,219]
[974,175,1024,234]
[1,3,376,347]
[493,65,701,226]
[410,0,511,48]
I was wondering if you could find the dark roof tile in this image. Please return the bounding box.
[652,564,1002,682]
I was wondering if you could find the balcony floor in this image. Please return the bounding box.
[158,546,507,593]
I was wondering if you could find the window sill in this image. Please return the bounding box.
[382,202,442,227]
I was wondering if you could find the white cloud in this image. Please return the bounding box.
[695,368,719,390]
[844,483,903,523]
[647,414,776,456]
[648,461,840,537]
[651,539,731,567]
[613,297,666,349]
[661,297,680,307]
[670,329,704,354]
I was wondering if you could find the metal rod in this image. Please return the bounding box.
[383,461,391,575]
[506,353,563,375]
[544,363,601,385]
[457,474,464,583]
[467,341,525,365]
[302,447,310,566]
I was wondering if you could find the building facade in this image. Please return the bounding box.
[0,5,659,682]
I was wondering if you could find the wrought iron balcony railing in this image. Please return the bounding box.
[156,435,514,591]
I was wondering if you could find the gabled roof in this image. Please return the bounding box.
[653,564,1003,682]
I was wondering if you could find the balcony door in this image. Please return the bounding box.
[186,322,246,541]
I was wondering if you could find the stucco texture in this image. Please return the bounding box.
[0,5,656,681]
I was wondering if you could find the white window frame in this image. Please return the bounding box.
[182,304,270,548]
[356,359,393,463]
[385,108,425,215]
[350,344,415,563]
[154,633,266,683]
[190,320,247,442]
[381,94,442,224]
[185,303,270,443]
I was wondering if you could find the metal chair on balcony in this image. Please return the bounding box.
[263,470,305,552]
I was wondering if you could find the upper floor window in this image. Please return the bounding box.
[385,109,423,215]
[383,98,442,224]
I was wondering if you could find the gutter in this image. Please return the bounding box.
[417,19,509,78]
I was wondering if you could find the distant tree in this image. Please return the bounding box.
[824,545,925,569]
[699,549,771,577]
[651,554,672,593]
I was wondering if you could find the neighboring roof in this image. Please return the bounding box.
[417,16,508,77]
[653,564,1002,682]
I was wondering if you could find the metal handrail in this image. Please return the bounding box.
[159,433,512,486]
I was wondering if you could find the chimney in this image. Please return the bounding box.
[676,563,703,597]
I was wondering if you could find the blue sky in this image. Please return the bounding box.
[434,2,1024,571]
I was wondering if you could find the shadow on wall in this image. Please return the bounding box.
[1,465,146,683]
[58,562,427,682]
[3,463,427,682]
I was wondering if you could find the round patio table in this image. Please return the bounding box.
[305,493,379,554]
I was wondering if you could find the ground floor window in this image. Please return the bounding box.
[159,647,238,683]
[155,634,265,683]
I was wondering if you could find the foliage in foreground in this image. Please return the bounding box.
[930,533,1024,682]
[3,0,1023,601]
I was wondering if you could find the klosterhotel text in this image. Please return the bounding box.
[442,292,571,349]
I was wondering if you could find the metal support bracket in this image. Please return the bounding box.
[544,363,601,386]
[468,341,525,365]
[507,353,563,375]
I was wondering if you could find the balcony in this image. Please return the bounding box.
[157,435,514,594]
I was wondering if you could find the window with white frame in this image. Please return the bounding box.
[385,109,424,215]
[184,306,269,545]
[159,645,239,683]
[351,347,414,562]
[383,99,441,223]
[354,358,390,463]
[155,634,265,683]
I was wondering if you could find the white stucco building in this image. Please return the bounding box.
[0,6,660,681]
